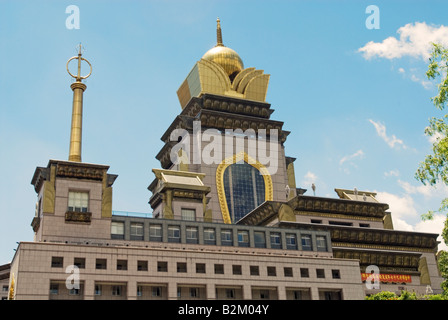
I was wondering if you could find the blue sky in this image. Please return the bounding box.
[1,0,448,264]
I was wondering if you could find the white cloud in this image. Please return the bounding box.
[358,22,447,88]
[376,182,448,251]
[339,149,365,165]
[398,179,448,199]
[384,169,400,177]
[410,73,432,89]
[376,191,418,221]
[415,214,447,251]
[358,22,448,61]
[368,119,408,149]
[393,218,416,232]
[302,171,317,188]
[426,130,445,145]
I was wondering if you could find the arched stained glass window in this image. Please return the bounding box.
[223,162,266,223]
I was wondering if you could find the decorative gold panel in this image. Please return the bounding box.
[177,60,270,108]
[101,187,113,218]
[65,211,92,223]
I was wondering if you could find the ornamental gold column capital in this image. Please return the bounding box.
[70,82,87,92]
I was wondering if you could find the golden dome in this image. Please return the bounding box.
[202,18,244,81]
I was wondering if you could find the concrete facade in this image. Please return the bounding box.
[11,238,364,300]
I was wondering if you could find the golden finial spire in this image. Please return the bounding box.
[66,44,92,162]
[216,17,223,46]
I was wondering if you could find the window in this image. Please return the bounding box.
[237,230,249,247]
[51,257,63,268]
[152,287,162,297]
[186,227,198,244]
[111,221,124,239]
[223,162,266,223]
[316,235,328,252]
[137,286,142,297]
[293,290,303,300]
[323,290,342,300]
[254,231,266,248]
[284,267,293,277]
[177,262,187,273]
[149,225,162,241]
[286,234,298,250]
[250,266,260,276]
[69,288,80,296]
[311,219,322,224]
[214,264,224,274]
[94,285,102,295]
[190,288,199,298]
[181,208,196,221]
[137,260,148,271]
[117,260,127,270]
[221,230,233,246]
[226,289,235,299]
[329,221,353,226]
[259,290,270,299]
[332,269,341,279]
[360,223,370,228]
[204,228,216,245]
[300,268,309,278]
[232,265,242,275]
[2,285,8,292]
[74,258,85,269]
[96,259,107,270]
[168,226,180,243]
[270,232,282,249]
[196,263,206,274]
[267,266,276,277]
[130,222,144,240]
[112,285,122,296]
[49,283,59,295]
[68,191,88,212]
[316,269,325,278]
[157,261,168,272]
[301,235,313,251]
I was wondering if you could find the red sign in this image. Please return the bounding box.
[361,273,412,283]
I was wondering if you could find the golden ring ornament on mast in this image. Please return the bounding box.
[66,45,92,81]
[66,44,92,162]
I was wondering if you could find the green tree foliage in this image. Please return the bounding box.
[365,291,399,300]
[438,251,448,296]
[415,43,448,228]
[365,290,447,300]
[415,43,448,296]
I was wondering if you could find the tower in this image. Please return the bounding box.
[30,45,117,243]
[150,19,298,223]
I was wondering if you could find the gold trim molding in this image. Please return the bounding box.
[333,249,421,269]
[332,242,436,253]
[296,210,383,222]
[216,152,273,224]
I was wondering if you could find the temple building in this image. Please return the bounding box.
[5,19,443,300]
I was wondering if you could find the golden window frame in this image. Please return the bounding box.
[216,152,273,224]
